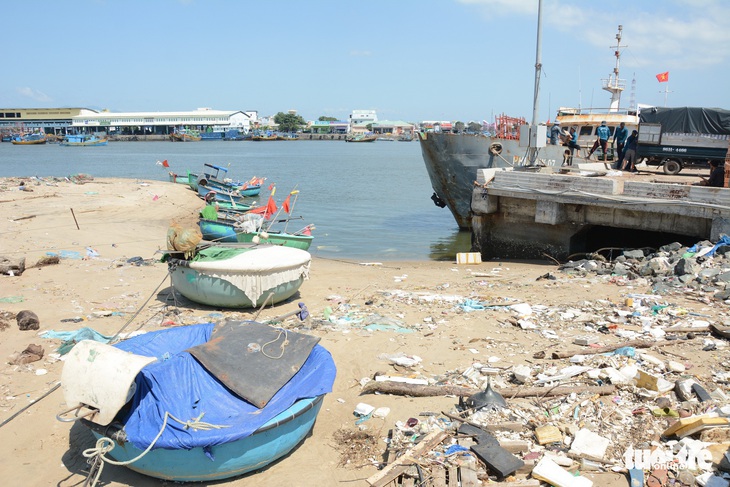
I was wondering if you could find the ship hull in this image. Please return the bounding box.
[418,132,566,229]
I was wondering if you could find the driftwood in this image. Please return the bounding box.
[366,430,449,487]
[0,256,25,276]
[550,338,678,359]
[361,381,615,398]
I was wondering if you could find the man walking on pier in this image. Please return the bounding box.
[587,121,611,161]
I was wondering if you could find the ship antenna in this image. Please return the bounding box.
[629,73,636,113]
[531,0,543,127]
[603,25,626,112]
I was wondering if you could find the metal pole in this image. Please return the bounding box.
[531,0,543,127]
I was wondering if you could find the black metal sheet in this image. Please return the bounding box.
[187,320,320,408]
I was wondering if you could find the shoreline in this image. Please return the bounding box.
[0,176,726,486]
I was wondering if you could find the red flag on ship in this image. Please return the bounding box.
[656,71,669,83]
[268,183,275,191]
[161,159,169,168]
[282,194,291,214]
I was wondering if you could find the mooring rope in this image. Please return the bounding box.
[82,411,229,487]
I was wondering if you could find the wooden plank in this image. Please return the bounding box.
[447,466,458,486]
[367,430,449,487]
[459,467,479,487]
[431,467,447,487]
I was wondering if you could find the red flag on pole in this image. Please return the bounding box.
[265,196,277,218]
[282,194,291,214]
[161,159,170,168]
[656,71,669,83]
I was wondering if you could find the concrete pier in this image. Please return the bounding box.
[471,168,730,260]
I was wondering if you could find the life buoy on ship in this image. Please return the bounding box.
[489,143,503,156]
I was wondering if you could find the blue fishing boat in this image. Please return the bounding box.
[59,322,335,482]
[198,218,238,243]
[167,244,311,308]
[198,164,263,197]
[197,183,248,205]
[11,133,46,145]
[60,134,108,146]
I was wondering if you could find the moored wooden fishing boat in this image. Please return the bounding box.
[236,229,314,251]
[60,134,108,146]
[11,133,47,145]
[198,218,239,243]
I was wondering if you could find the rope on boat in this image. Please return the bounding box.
[82,411,229,487]
[261,328,289,360]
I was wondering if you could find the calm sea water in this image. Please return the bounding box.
[0,140,470,261]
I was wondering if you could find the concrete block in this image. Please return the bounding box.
[535,200,566,225]
[712,218,730,242]
[471,189,499,214]
[476,167,513,185]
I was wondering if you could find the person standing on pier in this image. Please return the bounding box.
[613,122,629,168]
[549,121,563,145]
[587,121,611,161]
[564,127,581,166]
[620,130,639,172]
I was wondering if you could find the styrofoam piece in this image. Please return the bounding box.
[532,457,593,487]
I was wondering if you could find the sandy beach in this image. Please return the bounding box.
[1,176,727,487]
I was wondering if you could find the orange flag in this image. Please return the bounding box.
[656,71,669,83]
[282,194,291,214]
[161,159,169,167]
[265,196,277,218]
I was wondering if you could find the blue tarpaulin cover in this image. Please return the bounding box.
[114,323,336,451]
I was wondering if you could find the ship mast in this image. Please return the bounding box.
[525,0,544,165]
[602,25,626,112]
[531,0,543,127]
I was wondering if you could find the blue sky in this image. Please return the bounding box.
[3,0,729,123]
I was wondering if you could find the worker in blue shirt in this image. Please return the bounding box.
[549,121,563,145]
[587,121,611,161]
[613,122,629,169]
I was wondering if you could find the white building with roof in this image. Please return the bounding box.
[349,110,378,134]
[71,108,257,134]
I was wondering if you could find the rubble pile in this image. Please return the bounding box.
[560,238,730,299]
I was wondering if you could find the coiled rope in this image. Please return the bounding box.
[82,411,228,487]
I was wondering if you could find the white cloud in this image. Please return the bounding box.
[17,87,52,102]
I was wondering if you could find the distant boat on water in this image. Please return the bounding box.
[60,134,108,147]
[11,133,46,145]
[170,129,201,142]
[345,134,377,143]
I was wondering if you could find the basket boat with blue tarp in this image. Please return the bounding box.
[59,321,335,482]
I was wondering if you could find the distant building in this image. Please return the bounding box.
[0,107,99,134]
[72,108,256,135]
[371,120,415,137]
[421,120,453,133]
[308,120,349,134]
[349,110,378,134]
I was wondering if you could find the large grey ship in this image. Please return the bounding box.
[419,22,637,230]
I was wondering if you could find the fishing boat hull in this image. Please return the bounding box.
[11,136,47,145]
[168,245,311,308]
[418,132,566,229]
[197,184,247,204]
[187,172,199,190]
[89,395,324,481]
[236,231,313,250]
[168,172,188,184]
[60,135,108,146]
[199,219,238,243]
